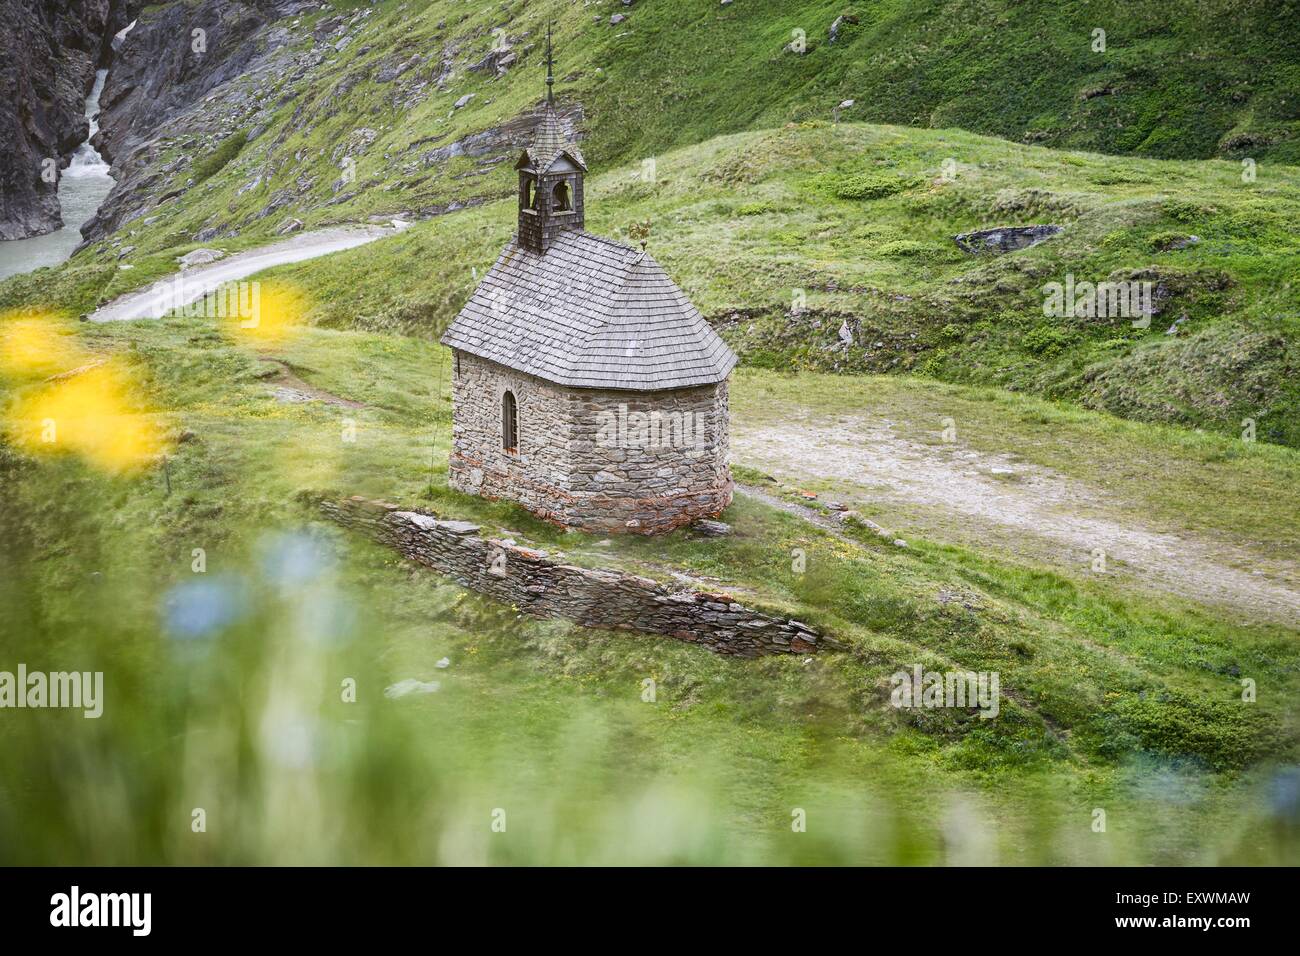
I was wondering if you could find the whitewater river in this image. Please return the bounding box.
[0,69,115,282]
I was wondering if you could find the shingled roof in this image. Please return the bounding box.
[519,101,586,173]
[440,231,738,391]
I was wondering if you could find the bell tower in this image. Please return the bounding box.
[517,24,586,254]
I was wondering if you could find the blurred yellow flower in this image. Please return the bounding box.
[5,360,168,474]
[0,312,85,380]
[218,281,310,345]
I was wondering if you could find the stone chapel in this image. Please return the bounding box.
[439,34,736,534]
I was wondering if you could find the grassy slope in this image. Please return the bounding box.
[64,120,1292,445]
[2,311,1297,863]
[4,1,1297,444]
[11,121,1297,445]
[2,0,1299,864]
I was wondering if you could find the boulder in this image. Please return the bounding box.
[953,224,1062,255]
[176,248,224,267]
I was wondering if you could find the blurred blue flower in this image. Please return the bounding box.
[162,576,248,640]
[261,531,335,587]
[1268,767,1300,823]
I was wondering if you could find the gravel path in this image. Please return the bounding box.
[87,224,398,323]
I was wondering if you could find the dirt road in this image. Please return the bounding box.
[732,408,1300,626]
[87,224,399,323]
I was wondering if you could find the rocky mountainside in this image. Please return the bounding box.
[82,0,323,242]
[8,0,1295,257]
[0,0,133,239]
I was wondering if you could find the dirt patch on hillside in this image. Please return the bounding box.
[732,409,1300,626]
[263,359,363,408]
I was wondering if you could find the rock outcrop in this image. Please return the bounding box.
[77,1,579,245]
[82,0,318,242]
[953,224,1063,255]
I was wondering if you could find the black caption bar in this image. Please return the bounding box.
[0,866,1281,941]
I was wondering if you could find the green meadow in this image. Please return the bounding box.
[2,308,1297,864]
[1,0,1298,865]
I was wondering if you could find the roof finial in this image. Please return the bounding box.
[545,22,555,103]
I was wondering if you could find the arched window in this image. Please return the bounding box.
[502,390,518,453]
[552,180,572,211]
[522,176,535,210]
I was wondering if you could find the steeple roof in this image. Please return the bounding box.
[519,100,586,173]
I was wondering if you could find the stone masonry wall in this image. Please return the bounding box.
[564,380,731,532]
[448,352,733,534]
[448,351,573,521]
[319,496,836,658]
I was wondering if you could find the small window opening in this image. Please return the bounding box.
[502,391,519,453]
[553,180,572,212]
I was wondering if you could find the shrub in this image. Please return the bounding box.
[1105,693,1282,771]
[1162,198,1214,224]
[192,131,248,185]
[814,171,921,201]
[1022,324,1075,356]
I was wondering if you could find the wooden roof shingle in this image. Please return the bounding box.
[441,231,737,391]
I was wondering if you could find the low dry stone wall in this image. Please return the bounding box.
[318,496,837,658]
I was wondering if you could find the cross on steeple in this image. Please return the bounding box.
[545,23,555,103]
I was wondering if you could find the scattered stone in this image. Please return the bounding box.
[953,224,1062,255]
[610,13,627,25]
[694,519,732,537]
[829,14,859,43]
[453,94,475,109]
[276,218,304,235]
[893,539,908,548]
[937,589,983,610]
[271,385,315,404]
[435,657,451,669]
[384,679,441,698]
